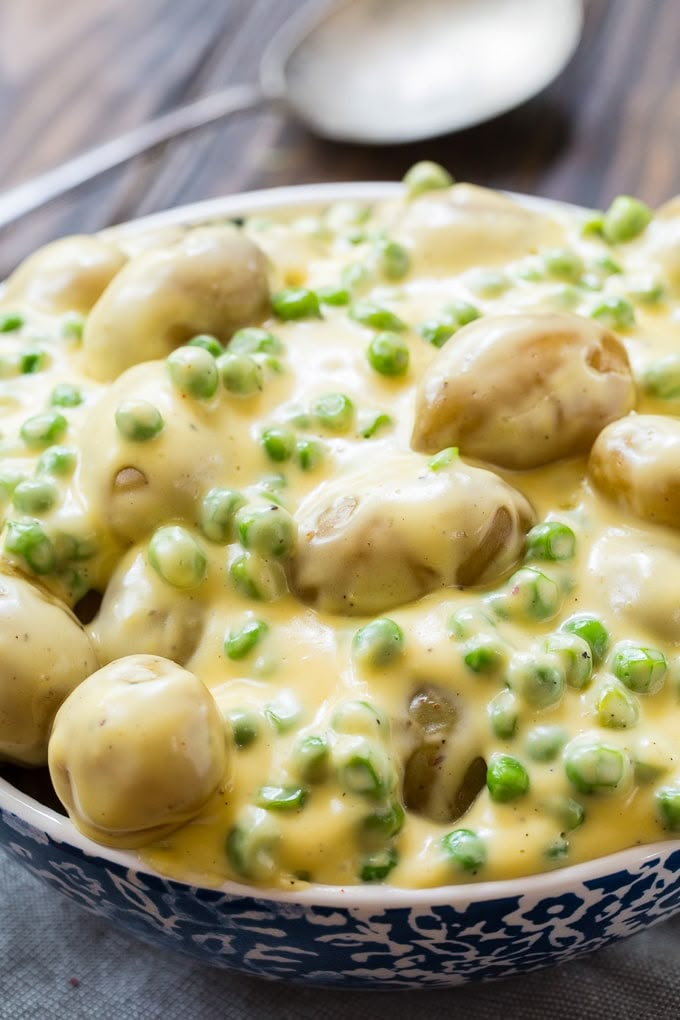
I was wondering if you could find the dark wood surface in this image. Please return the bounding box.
[1,0,679,278]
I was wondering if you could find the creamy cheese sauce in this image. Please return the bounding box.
[2,176,680,891]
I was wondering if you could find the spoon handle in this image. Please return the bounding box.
[0,83,265,232]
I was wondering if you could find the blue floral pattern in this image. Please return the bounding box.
[3,804,680,989]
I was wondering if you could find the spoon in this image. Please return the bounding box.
[0,0,583,231]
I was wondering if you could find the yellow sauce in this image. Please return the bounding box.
[2,179,680,891]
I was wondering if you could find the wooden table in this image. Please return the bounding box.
[1,0,679,278]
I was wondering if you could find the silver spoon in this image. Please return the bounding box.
[0,0,583,231]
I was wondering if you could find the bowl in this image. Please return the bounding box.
[2,182,680,989]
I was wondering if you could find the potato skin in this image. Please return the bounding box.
[82,226,270,381]
[290,451,534,615]
[589,414,680,528]
[0,573,99,766]
[48,654,227,848]
[411,312,635,469]
[1,235,126,315]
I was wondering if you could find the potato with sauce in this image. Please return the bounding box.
[82,225,270,381]
[48,654,227,848]
[411,312,635,468]
[0,572,98,766]
[589,414,680,528]
[1,235,126,315]
[290,451,534,615]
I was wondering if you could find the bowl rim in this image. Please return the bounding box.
[2,179,678,910]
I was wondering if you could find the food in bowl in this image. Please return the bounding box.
[1,166,680,901]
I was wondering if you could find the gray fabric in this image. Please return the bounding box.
[2,848,678,1020]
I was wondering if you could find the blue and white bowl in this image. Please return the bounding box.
[3,773,680,988]
[2,185,680,989]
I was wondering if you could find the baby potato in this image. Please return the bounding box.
[77,361,230,544]
[48,654,227,848]
[290,451,534,615]
[90,547,205,666]
[1,235,126,315]
[411,312,635,468]
[0,572,98,766]
[82,225,270,381]
[589,414,680,528]
[393,183,563,276]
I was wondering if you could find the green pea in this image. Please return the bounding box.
[341,262,373,294]
[50,383,82,408]
[235,504,296,558]
[115,400,163,442]
[467,269,510,298]
[256,785,308,811]
[264,693,301,733]
[486,754,530,803]
[20,411,67,448]
[560,614,609,664]
[187,333,223,358]
[580,212,605,237]
[360,847,398,882]
[543,632,593,689]
[591,296,635,330]
[596,681,639,729]
[428,446,459,471]
[325,200,371,232]
[350,301,407,332]
[366,331,410,377]
[642,355,680,399]
[198,487,245,543]
[375,239,411,280]
[487,689,518,740]
[335,740,392,799]
[446,299,481,328]
[217,351,263,396]
[403,160,453,197]
[12,478,57,515]
[148,526,207,589]
[229,551,286,602]
[313,392,354,432]
[0,312,23,333]
[271,288,321,320]
[20,350,49,375]
[224,619,269,661]
[525,725,569,763]
[226,806,280,880]
[166,346,218,399]
[656,786,680,831]
[261,426,296,462]
[525,521,576,562]
[60,313,85,341]
[296,437,324,471]
[332,699,387,737]
[448,605,495,640]
[229,328,284,356]
[540,794,585,832]
[602,195,653,244]
[358,410,392,439]
[5,519,56,574]
[627,277,665,305]
[316,285,351,307]
[610,642,667,694]
[507,652,565,708]
[360,802,405,847]
[544,837,570,863]
[461,634,507,675]
[441,828,486,873]
[418,316,457,348]
[564,739,627,794]
[487,566,561,622]
[542,248,584,282]
[352,618,404,668]
[0,469,25,500]
[224,708,259,749]
[291,735,329,784]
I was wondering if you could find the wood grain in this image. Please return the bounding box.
[1,0,679,277]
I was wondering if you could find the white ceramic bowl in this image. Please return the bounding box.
[2,184,680,989]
